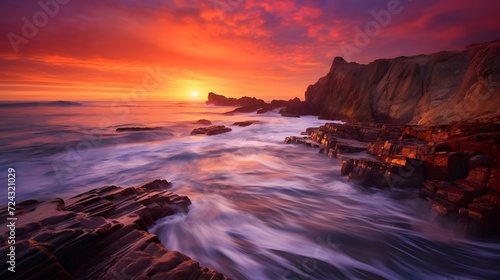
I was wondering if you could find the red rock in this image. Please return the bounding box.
[305,41,500,124]
[367,140,385,158]
[445,186,482,207]
[341,159,356,176]
[487,168,500,192]
[0,181,230,280]
[432,198,459,216]
[465,167,491,188]
[424,152,468,181]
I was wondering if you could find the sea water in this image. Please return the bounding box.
[1,101,499,279]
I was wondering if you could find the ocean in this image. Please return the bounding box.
[1,101,500,279]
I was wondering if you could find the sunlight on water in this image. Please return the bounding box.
[1,101,500,279]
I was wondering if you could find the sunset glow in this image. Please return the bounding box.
[0,0,499,101]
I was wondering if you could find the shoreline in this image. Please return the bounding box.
[0,180,231,280]
[2,109,500,278]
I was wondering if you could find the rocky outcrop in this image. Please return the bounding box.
[191,125,232,136]
[285,119,500,236]
[206,92,266,107]
[206,92,318,117]
[0,180,230,279]
[305,40,500,125]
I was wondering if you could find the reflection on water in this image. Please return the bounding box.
[1,101,500,279]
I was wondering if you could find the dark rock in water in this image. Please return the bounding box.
[0,180,230,280]
[191,125,232,136]
[279,108,300,118]
[233,121,257,127]
[257,107,274,114]
[281,97,317,117]
[206,92,266,107]
[116,127,158,132]
[225,104,269,114]
[196,119,212,125]
[270,99,289,107]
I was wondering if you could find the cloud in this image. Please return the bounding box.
[0,0,499,100]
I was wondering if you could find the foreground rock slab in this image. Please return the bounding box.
[0,180,230,280]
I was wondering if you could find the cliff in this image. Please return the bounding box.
[305,40,500,125]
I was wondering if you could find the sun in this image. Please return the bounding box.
[191,91,198,98]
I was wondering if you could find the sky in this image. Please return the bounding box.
[0,0,499,102]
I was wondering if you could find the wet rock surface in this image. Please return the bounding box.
[191,125,232,136]
[0,180,230,280]
[286,120,500,236]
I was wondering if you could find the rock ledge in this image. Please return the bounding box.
[0,179,230,280]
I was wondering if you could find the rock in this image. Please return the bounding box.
[469,154,494,169]
[304,40,500,124]
[286,119,500,236]
[206,92,266,107]
[225,104,269,114]
[196,119,212,125]
[279,108,300,118]
[0,180,230,280]
[191,125,232,136]
[282,97,317,116]
[270,100,288,107]
[424,152,468,181]
[233,121,257,127]
[256,107,272,114]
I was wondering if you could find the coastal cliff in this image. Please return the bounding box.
[304,40,500,125]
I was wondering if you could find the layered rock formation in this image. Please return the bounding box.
[304,40,500,125]
[0,180,230,280]
[285,119,500,236]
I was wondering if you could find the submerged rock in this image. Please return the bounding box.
[191,125,232,136]
[196,119,212,125]
[233,121,258,127]
[0,180,230,279]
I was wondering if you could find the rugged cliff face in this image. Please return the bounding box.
[305,40,500,125]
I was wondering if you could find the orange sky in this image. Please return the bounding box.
[0,0,499,102]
